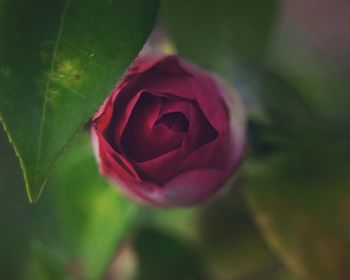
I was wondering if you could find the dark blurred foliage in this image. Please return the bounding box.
[162,0,279,77]
[133,227,206,280]
[0,128,137,279]
[196,191,288,280]
[122,189,299,280]
[243,56,350,280]
[0,127,62,279]
[0,126,36,279]
[244,138,350,279]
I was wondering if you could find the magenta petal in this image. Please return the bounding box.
[92,97,115,135]
[111,90,144,147]
[91,127,142,183]
[120,92,162,160]
[123,56,197,101]
[127,54,190,77]
[159,98,193,120]
[162,169,226,206]
[180,131,231,172]
[133,148,186,184]
[221,84,246,168]
[180,61,230,133]
[149,125,187,154]
[115,168,227,207]
[120,92,190,162]
[93,84,142,147]
[126,53,164,75]
[131,72,196,100]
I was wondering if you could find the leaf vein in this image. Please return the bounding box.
[34,0,73,189]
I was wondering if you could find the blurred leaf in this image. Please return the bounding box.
[197,191,286,280]
[244,46,350,278]
[247,69,316,157]
[270,38,350,129]
[136,194,298,280]
[140,207,199,241]
[0,128,138,279]
[255,71,313,128]
[244,118,350,279]
[48,132,138,279]
[0,126,35,279]
[24,241,68,280]
[161,0,280,77]
[0,0,159,202]
[133,227,205,280]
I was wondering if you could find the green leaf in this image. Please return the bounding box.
[142,207,200,241]
[161,0,279,77]
[197,193,283,279]
[242,65,350,278]
[244,137,350,280]
[247,70,316,158]
[0,125,35,279]
[0,0,159,202]
[48,132,138,279]
[243,43,350,278]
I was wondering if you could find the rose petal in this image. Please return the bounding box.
[179,131,231,172]
[111,168,227,207]
[91,127,142,183]
[181,102,218,152]
[120,92,190,162]
[178,59,231,134]
[133,148,186,184]
[162,168,226,206]
[127,54,190,77]
[158,98,193,120]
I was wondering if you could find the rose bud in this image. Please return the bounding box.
[91,54,246,207]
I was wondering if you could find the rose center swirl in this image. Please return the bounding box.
[154,112,189,133]
[120,93,190,162]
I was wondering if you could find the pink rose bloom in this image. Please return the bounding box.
[91,54,246,207]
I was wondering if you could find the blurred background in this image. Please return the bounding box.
[1,0,350,279]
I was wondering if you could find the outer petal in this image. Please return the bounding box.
[91,126,141,183]
[171,59,229,131]
[127,54,190,77]
[220,81,246,170]
[133,148,186,184]
[162,168,227,206]
[108,168,227,207]
[178,83,246,173]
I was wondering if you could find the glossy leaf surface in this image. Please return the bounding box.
[0,0,159,201]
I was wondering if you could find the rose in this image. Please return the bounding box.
[91,54,246,207]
